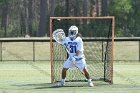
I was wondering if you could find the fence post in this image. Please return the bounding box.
[139,41,140,62]
[0,42,2,61]
[102,40,104,62]
[33,42,35,62]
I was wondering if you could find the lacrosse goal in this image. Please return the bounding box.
[50,17,114,85]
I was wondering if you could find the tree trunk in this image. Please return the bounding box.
[101,0,108,16]
[74,0,80,17]
[96,0,100,16]
[83,0,88,30]
[19,0,27,36]
[20,11,26,36]
[28,0,33,36]
[38,0,48,37]
[1,1,9,37]
[50,0,56,17]
[89,0,96,16]
[65,0,69,17]
[83,0,88,17]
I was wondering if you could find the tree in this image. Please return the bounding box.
[19,0,28,36]
[129,0,140,36]
[89,0,96,16]
[1,0,140,37]
[83,0,88,17]
[38,0,48,37]
[0,0,9,37]
[96,0,100,16]
[50,0,56,17]
[27,0,33,36]
[65,0,69,17]
[109,0,132,36]
[101,0,108,16]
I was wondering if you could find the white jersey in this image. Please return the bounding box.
[63,36,86,70]
[64,36,85,59]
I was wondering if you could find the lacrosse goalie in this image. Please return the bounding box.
[58,25,94,87]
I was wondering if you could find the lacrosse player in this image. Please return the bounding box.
[59,25,94,87]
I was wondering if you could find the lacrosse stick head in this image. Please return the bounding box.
[52,29,66,45]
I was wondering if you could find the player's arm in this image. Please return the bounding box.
[71,50,82,62]
[75,37,83,56]
[62,37,69,50]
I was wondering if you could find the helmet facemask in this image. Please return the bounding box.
[68,26,78,40]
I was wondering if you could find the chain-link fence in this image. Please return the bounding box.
[0,38,50,62]
[114,38,140,62]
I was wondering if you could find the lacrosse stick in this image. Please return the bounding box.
[52,29,84,75]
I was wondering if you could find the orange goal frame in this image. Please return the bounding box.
[50,16,115,84]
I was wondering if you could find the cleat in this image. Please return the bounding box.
[57,81,65,87]
[88,81,94,87]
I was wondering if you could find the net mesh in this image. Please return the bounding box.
[51,17,114,85]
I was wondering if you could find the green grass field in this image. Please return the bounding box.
[0,62,140,93]
[0,38,140,93]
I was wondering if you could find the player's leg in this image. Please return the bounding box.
[83,68,90,79]
[83,68,94,87]
[58,59,73,86]
[62,68,68,79]
[77,59,94,87]
[60,68,68,86]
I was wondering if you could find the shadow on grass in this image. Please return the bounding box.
[9,82,140,91]
[12,83,58,88]
[12,82,90,89]
[11,80,140,90]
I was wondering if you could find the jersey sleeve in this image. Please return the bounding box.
[77,37,84,52]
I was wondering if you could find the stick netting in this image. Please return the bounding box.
[50,17,114,85]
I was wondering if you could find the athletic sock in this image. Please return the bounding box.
[62,79,65,82]
[88,79,92,82]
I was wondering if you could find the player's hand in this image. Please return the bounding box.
[63,43,68,49]
[70,56,76,62]
[70,56,83,62]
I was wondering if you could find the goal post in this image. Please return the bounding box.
[50,16,114,85]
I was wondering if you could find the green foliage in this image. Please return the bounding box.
[108,0,140,37]
[109,0,132,15]
[0,0,140,37]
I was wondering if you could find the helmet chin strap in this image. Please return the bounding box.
[69,35,76,41]
[70,38,74,41]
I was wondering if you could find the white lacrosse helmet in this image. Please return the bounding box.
[68,25,78,40]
